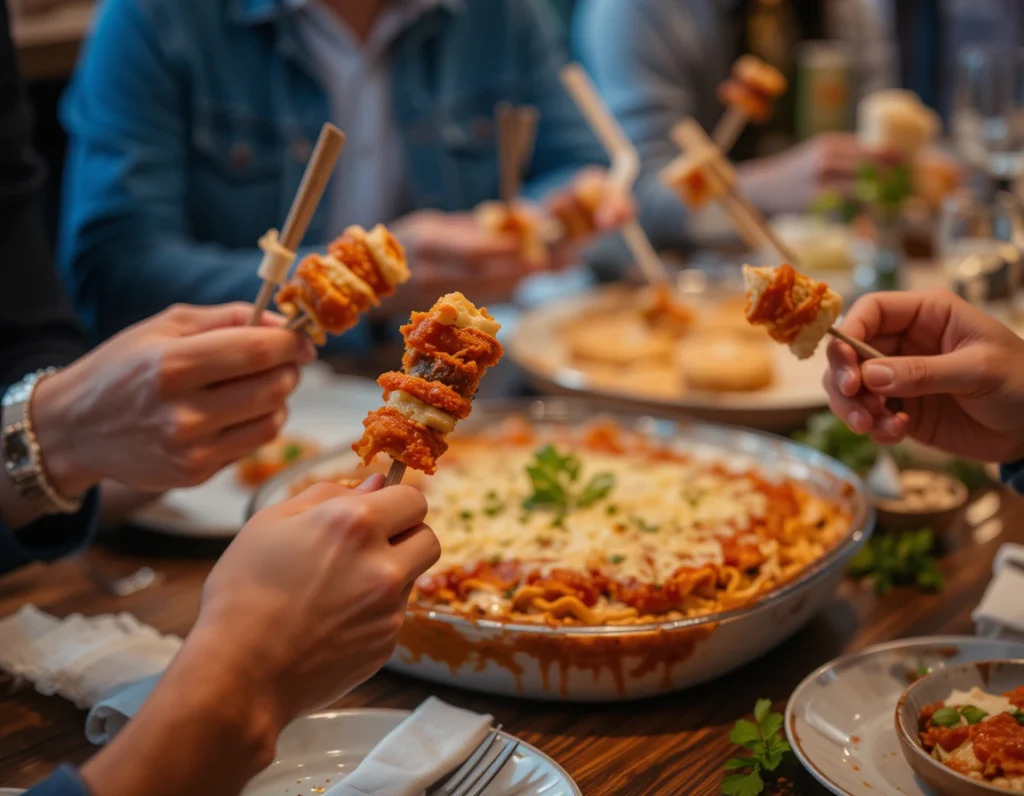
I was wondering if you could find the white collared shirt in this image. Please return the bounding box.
[288,0,450,235]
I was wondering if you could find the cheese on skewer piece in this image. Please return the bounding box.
[743,264,842,359]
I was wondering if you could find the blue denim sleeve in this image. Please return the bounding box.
[1001,461,1024,495]
[572,0,695,253]
[23,765,92,796]
[0,488,100,577]
[516,0,608,202]
[56,0,369,354]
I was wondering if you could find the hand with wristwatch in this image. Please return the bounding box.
[1,303,315,526]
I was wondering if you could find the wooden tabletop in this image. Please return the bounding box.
[10,1,94,82]
[1,485,1021,795]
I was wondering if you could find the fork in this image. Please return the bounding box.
[428,725,523,796]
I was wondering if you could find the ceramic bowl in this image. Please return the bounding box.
[895,659,1024,795]
[874,468,968,534]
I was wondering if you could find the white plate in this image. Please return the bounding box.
[786,636,1024,796]
[131,364,380,538]
[241,709,580,796]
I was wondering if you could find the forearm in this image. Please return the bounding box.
[81,630,280,796]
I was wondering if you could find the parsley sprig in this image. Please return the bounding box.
[522,445,615,524]
[722,699,792,796]
[848,528,944,594]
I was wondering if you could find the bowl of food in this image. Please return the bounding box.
[875,468,968,534]
[250,398,872,701]
[896,660,1024,794]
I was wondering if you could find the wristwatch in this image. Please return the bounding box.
[2,368,83,515]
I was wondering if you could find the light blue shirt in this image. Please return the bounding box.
[289,0,457,234]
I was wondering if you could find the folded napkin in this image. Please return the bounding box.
[973,544,1024,641]
[329,697,493,796]
[0,605,178,744]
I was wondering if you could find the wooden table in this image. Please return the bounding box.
[1,487,1021,795]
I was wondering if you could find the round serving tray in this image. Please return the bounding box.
[506,286,829,433]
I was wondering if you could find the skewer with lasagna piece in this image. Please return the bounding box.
[742,263,845,359]
[275,223,410,345]
[713,55,788,153]
[354,292,504,482]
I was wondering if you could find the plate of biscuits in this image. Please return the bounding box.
[507,282,829,432]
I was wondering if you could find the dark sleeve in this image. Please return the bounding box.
[1001,461,1024,495]
[0,2,89,392]
[0,488,100,577]
[22,765,93,796]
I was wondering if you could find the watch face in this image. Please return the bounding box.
[3,433,31,471]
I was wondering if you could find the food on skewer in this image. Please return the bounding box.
[236,437,321,489]
[857,89,939,160]
[275,224,410,345]
[475,200,547,267]
[718,55,787,124]
[661,148,735,209]
[743,264,842,359]
[354,293,504,475]
[638,284,695,334]
[548,171,607,241]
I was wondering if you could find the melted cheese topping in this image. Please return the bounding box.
[320,254,379,306]
[433,292,501,336]
[945,688,1017,719]
[425,447,769,584]
[386,390,457,434]
[347,224,410,287]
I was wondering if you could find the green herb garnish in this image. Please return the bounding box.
[609,554,626,565]
[722,699,792,796]
[792,413,880,474]
[960,706,988,725]
[522,444,616,522]
[848,529,944,594]
[459,510,474,522]
[483,492,506,517]
[282,443,304,463]
[632,517,660,534]
[606,504,619,516]
[931,707,961,727]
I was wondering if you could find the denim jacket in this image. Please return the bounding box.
[58,0,605,345]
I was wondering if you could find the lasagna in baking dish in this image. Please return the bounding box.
[390,420,852,627]
[919,686,1024,790]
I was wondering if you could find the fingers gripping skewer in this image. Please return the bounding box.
[559,63,670,286]
[827,327,885,361]
[249,123,346,326]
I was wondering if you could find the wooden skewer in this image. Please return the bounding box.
[558,63,671,286]
[285,312,311,332]
[827,327,885,361]
[495,103,518,205]
[516,105,540,181]
[711,106,748,155]
[248,124,346,326]
[384,460,407,487]
[725,188,802,265]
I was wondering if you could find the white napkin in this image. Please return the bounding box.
[0,606,178,744]
[973,544,1024,640]
[329,697,493,796]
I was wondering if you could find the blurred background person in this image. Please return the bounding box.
[574,0,896,255]
[58,0,630,350]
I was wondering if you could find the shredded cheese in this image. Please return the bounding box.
[319,254,379,306]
